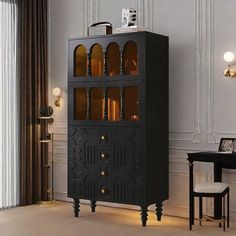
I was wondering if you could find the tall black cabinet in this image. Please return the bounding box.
[68,31,169,226]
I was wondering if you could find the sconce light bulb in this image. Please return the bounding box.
[223,51,235,63]
[52,87,61,97]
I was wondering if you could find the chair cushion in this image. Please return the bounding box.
[194,182,229,193]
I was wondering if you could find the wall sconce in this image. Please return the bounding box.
[223,51,236,78]
[52,87,62,108]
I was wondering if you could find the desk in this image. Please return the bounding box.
[187,152,236,228]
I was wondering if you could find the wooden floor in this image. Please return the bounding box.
[0,202,236,236]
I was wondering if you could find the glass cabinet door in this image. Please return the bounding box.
[72,41,139,78]
[90,44,104,77]
[124,86,139,121]
[74,88,87,120]
[107,88,120,121]
[74,45,87,77]
[73,86,140,122]
[106,43,120,76]
[123,41,138,76]
[90,88,104,120]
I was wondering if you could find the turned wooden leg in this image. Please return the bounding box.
[140,206,148,226]
[90,200,97,213]
[199,196,202,226]
[73,198,80,217]
[155,202,163,221]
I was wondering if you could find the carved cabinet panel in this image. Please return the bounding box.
[68,127,144,204]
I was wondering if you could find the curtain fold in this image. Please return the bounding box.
[0,0,19,209]
[18,0,48,205]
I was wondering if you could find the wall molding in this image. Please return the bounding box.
[54,189,236,220]
[78,0,235,144]
[193,0,201,143]
[82,0,87,36]
[83,0,100,36]
[136,0,153,31]
[169,0,201,143]
[49,0,236,220]
[205,0,216,143]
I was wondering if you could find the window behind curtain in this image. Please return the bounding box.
[0,0,19,209]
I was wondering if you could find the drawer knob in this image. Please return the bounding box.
[101,135,107,141]
[100,186,108,194]
[100,151,109,160]
[101,170,107,176]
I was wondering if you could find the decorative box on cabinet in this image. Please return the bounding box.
[68,31,169,226]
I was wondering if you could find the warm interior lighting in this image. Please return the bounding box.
[107,98,119,121]
[52,87,62,107]
[223,51,236,78]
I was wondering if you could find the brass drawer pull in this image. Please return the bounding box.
[100,186,108,194]
[100,135,107,141]
[100,170,107,177]
[100,151,109,160]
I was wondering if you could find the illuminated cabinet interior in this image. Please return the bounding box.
[74,45,87,77]
[68,32,169,227]
[106,43,120,76]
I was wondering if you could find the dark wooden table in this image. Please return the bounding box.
[187,152,236,228]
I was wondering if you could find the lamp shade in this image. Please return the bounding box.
[52,87,61,96]
[223,51,235,62]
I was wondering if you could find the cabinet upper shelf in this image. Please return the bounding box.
[68,31,169,82]
[73,41,138,78]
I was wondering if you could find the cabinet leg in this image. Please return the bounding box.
[155,202,163,221]
[90,200,97,213]
[140,206,148,226]
[73,198,80,217]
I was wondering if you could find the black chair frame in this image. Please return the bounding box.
[190,186,229,231]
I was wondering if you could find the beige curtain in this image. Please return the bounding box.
[0,0,19,209]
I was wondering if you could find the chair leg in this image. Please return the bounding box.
[189,196,194,230]
[199,196,202,226]
[223,196,225,231]
[227,190,230,228]
[214,196,222,228]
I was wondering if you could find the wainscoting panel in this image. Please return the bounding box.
[48,0,236,219]
[212,0,236,137]
[153,0,198,139]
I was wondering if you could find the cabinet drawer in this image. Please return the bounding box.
[68,179,112,201]
[68,126,145,203]
[68,127,144,176]
[68,127,144,165]
[68,178,144,204]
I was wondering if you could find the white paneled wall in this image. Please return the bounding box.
[48,0,236,218]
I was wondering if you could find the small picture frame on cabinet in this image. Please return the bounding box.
[218,138,236,153]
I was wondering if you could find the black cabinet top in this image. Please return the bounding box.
[68,31,168,41]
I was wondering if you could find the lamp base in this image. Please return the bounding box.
[224,68,236,77]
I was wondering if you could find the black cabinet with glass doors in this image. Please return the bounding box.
[68,31,169,226]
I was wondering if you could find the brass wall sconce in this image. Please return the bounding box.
[52,87,62,108]
[223,51,236,78]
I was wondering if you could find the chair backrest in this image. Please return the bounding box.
[218,138,236,152]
